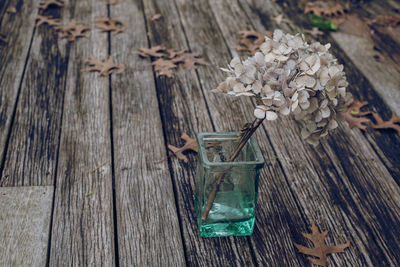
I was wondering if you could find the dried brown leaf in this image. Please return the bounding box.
[271,14,292,25]
[138,45,166,58]
[34,15,61,27]
[304,1,349,26]
[56,20,90,41]
[236,30,272,55]
[82,56,125,76]
[95,17,126,34]
[150,13,162,21]
[151,58,177,77]
[294,222,350,267]
[38,0,64,10]
[165,48,184,59]
[366,14,400,27]
[348,101,372,116]
[371,112,400,135]
[344,101,371,130]
[168,133,198,163]
[172,52,207,70]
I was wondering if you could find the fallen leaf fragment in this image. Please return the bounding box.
[371,113,400,135]
[56,20,90,41]
[294,222,350,267]
[366,14,400,28]
[95,17,126,34]
[138,45,166,58]
[344,101,371,130]
[34,15,60,27]
[150,14,162,21]
[168,133,198,163]
[172,52,207,70]
[348,101,371,116]
[304,27,324,37]
[236,30,272,55]
[38,0,65,10]
[151,58,177,77]
[83,56,125,76]
[271,14,292,25]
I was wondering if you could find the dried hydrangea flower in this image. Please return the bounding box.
[213,29,351,146]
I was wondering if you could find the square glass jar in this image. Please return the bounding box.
[195,132,265,237]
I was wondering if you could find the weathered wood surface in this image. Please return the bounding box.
[0,0,399,266]
[49,1,115,266]
[0,186,53,267]
[141,0,256,265]
[0,0,39,184]
[1,0,68,186]
[109,1,186,266]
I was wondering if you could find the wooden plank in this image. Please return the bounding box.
[140,0,256,266]
[330,32,400,115]
[109,1,186,266]
[171,0,310,265]
[0,186,53,267]
[1,2,69,186]
[49,1,115,266]
[224,0,400,264]
[0,0,38,183]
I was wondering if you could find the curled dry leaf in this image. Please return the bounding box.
[95,17,126,34]
[343,101,371,130]
[371,113,400,135]
[271,14,292,25]
[151,58,177,77]
[305,1,349,26]
[172,52,207,70]
[56,20,90,41]
[138,45,166,58]
[82,56,125,76]
[38,0,64,10]
[294,222,350,267]
[34,15,60,27]
[236,30,272,55]
[150,13,162,21]
[168,133,198,163]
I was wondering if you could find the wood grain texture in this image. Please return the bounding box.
[49,1,115,266]
[1,2,69,186]
[330,32,400,115]
[172,0,311,265]
[0,186,53,267]
[141,0,256,266]
[109,1,186,266]
[233,0,400,264]
[0,0,39,183]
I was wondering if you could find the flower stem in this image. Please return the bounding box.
[201,118,265,221]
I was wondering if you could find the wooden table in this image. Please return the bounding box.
[0,0,399,266]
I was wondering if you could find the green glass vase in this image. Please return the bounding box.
[195,132,265,238]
